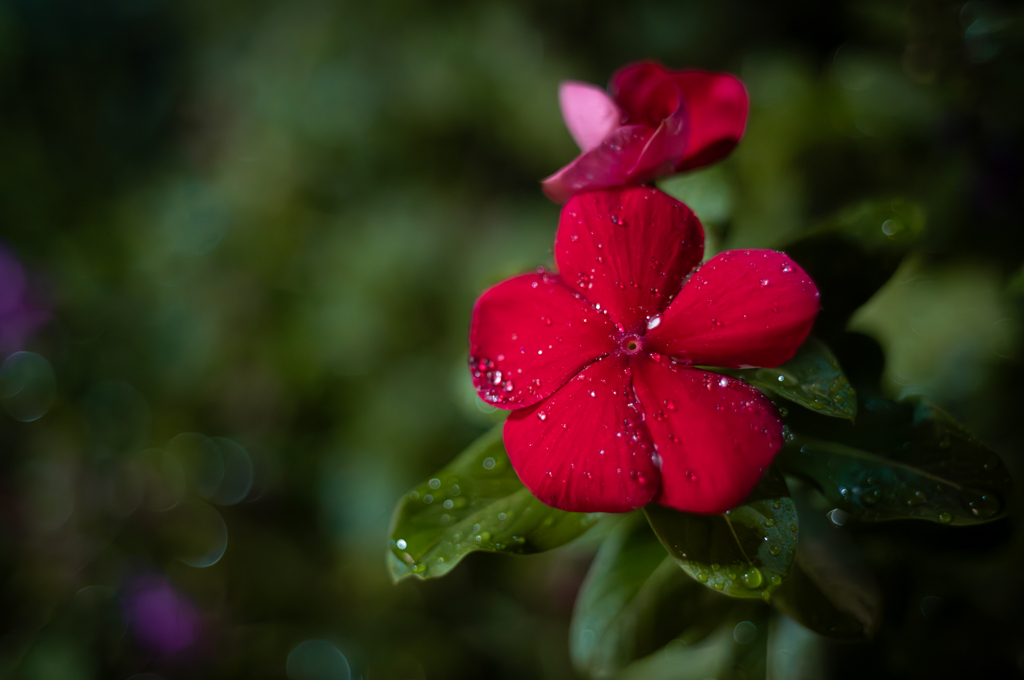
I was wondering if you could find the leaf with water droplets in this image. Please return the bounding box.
[778,399,1012,525]
[725,337,856,421]
[387,424,601,582]
[571,514,732,678]
[782,198,925,342]
[770,481,881,641]
[644,468,798,599]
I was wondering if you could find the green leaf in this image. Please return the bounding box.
[615,612,768,680]
[386,424,600,581]
[782,198,925,341]
[644,469,798,599]
[770,481,881,641]
[727,337,857,420]
[571,514,730,679]
[766,613,826,679]
[778,400,1013,525]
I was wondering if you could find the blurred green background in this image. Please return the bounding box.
[1,0,1023,678]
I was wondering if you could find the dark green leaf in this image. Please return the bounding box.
[783,198,925,341]
[727,337,857,420]
[386,424,600,581]
[771,481,881,641]
[571,514,730,678]
[615,611,768,680]
[778,400,1012,525]
[644,469,798,599]
[767,614,827,680]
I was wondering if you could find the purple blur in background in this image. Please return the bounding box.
[125,576,202,655]
[0,245,48,356]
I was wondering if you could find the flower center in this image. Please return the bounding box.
[620,334,643,354]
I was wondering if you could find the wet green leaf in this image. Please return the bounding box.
[571,514,730,679]
[728,337,857,420]
[778,400,1012,525]
[644,469,798,599]
[386,424,600,582]
[771,481,881,641]
[783,198,925,341]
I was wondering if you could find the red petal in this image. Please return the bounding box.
[504,354,660,512]
[632,358,782,514]
[559,81,623,153]
[541,125,654,203]
[646,250,819,368]
[611,61,748,172]
[470,272,618,409]
[555,187,704,333]
[610,62,680,128]
[671,71,749,171]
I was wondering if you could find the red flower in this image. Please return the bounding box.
[469,188,819,514]
[542,62,749,203]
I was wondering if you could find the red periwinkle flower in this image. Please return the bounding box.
[469,187,819,514]
[542,61,749,203]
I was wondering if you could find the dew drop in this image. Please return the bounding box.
[742,568,763,589]
[961,488,1000,519]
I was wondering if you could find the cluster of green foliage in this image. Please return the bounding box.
[389,199,1013,677]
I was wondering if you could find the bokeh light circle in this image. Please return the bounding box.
[286,639,351,680]
[0,351,56,421]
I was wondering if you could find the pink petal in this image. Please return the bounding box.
[555,187,704,333]
[646,250,819,368]
[559,80,624,153]
[504,354,660,512]
[632,358,782,514]
[541,124,654,203]
[469,272,618,409]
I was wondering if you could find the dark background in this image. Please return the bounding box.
[0,0,1022,678]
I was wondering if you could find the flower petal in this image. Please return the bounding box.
[555,187,704,333]
[504,354,660,512]
[632,358,782,514]
[646,249,819,368]
[671,71,749,171]
[611,61,748,172]
[470,272,618,409]
[610,62,681,128]
[559,80,624,153]
[541,125,653,203]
